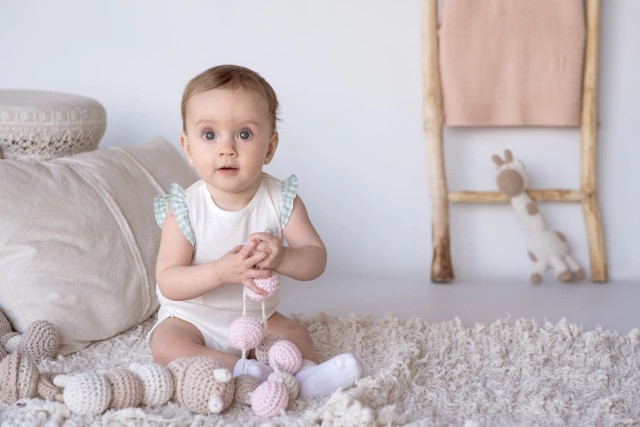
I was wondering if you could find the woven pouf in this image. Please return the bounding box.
[0,89,106,160]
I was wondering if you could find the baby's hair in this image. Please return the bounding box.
[181,64,280,132]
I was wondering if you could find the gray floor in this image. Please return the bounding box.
[279,274,640,335]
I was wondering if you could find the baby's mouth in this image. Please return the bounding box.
[217,166,239,175]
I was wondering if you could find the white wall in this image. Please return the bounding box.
[1,0,638,282]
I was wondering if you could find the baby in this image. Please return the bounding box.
[148,65,360,398]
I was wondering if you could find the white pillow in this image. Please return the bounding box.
[0,137,197,355]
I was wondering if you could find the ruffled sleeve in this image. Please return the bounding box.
[279,174,298,230]
[152,183,196,248]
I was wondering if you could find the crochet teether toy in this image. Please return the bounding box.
[52,363,174,416]
[0,309,59,362]
[226,239,307,418]
[0,352,60,404]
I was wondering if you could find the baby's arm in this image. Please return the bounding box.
[251,196,326,281]
[155,207,270,301]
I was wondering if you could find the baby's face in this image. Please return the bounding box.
[181,86,277,207]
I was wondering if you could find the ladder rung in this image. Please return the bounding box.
[448,189,583,203]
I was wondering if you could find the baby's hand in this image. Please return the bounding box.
[218,239,271,296]
[248,232,284,271]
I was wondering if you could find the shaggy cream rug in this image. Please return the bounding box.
[1,313,639,425]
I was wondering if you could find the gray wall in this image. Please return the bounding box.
[1,0,638,283]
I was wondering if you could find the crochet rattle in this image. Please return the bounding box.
[0,309,59,362]
[0,352,60,404]
[53,363,174,416]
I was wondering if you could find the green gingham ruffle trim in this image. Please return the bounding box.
[279,174,298,230]
[153,183,196,247]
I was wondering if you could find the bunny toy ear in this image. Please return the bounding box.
[504,149,513,162]
[491,154,504,167]
[213,368,232,383]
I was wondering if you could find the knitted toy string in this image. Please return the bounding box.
[232,274,280,361]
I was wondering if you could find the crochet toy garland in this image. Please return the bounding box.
[228,272,304,417]
[0,272,304,418]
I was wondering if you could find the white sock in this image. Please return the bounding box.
[294,353,362,398]
[233,358,273,382]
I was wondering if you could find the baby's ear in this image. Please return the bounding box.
[180,133,192,160]
[267,132,279,158]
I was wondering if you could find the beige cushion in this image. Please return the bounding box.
[0,137,197,355]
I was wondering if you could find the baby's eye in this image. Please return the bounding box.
[202,130,216,141]
[238,129,252,140]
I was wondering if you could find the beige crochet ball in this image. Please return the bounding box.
[105,368,144,409]
[234,374,260,406]
[168,356,235,414]
[255,333,282,364]
[0,310,12,336]
[19,320,59,362]
[268,370,299,404]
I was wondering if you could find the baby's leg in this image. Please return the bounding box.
[267,312,361,398]
[150,316,239,370]
[150,317,273,381]
[266,312,319,363]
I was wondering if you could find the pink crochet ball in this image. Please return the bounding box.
[251,375,289,418]
[268,340,302,374]
[228,316,264,350]
[245,274,279,302]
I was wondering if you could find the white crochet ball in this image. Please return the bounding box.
[57,372,112,416]
[129,363,174,407]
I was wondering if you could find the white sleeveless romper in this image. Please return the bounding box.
[147,173,298,355]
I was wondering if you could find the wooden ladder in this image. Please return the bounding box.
[421,0,607,283]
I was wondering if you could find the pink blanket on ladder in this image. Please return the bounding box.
[439,0,586,126]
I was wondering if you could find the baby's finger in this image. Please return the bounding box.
[229,245,244,254]
[249,268,273,280]
[249,232,276,243]
[243,278,267,296]
[255,242,274,254]
[248,248,268,266]
[254,250,272,269]
[239,239,258,257]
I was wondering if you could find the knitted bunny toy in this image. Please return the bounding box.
[168,356,235,414]
[0,309,59,362]
[53,363,173,416]
[492,149,585,284]
[0,352,60,404]
[54,359,237,416]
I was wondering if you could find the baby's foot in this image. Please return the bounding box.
[233,358,273,382]
[295,353,361,398]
